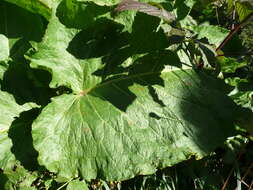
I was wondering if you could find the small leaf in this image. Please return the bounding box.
[66,180,89,190]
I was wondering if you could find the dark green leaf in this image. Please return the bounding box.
[2,0,52,19]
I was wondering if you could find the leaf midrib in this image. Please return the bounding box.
[80,68,189,96]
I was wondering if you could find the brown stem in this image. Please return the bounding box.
[216,11,253,52]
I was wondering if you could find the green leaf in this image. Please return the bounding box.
[2,0,52,19]
[32,69,240,181]
[28,14,83,92]
[219,57,248,73]
[0,34,9,62]
[66,180,89,190]
[227,77,253,110]
[29,2,242,181]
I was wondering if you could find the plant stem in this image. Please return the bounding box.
[216,11,253,52]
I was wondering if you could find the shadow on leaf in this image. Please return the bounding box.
[177,70,238,153]
[0,1,45,42]
[0,61,56,106]
[67,13,182,111]
[8,108,40,171]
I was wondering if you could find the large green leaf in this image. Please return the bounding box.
[28,0,242,181]
[32,68,239,181]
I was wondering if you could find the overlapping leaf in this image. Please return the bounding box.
[0,90,36,170]
[0,0,50,175]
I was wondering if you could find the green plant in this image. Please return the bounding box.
[0,0,252,189]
